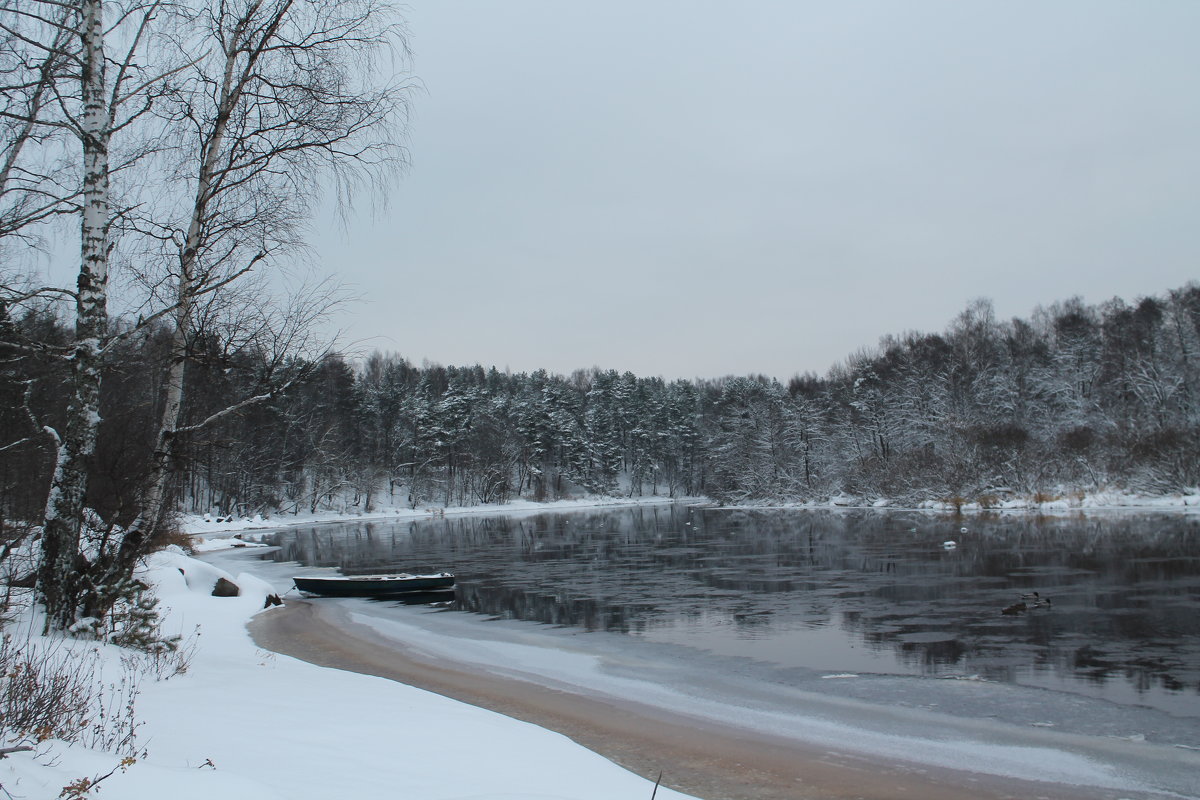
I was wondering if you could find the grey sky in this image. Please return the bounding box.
[314,1,1200,381]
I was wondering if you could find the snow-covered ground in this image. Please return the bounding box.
[183,494,692,537]
[847,488,1200,513]
[180,488,1200,541]
[0,537,697,800]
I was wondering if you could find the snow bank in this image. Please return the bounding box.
[182,494,696,540]
[2,546,695,800]
[719,488,1200,514]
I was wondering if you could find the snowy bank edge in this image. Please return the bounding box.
[182,488,1200,542]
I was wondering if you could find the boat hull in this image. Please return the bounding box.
[293,573,455,597]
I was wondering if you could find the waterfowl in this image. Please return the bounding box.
[1020,592,1053,608]
[1003,595,1051,614]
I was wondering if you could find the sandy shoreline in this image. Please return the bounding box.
[249,599,1139,800]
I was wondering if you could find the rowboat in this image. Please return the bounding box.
[292,572,455,598]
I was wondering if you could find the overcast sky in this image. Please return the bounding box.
[313,1,1200,381]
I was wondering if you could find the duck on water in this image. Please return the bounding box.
[1002,592,1051,615]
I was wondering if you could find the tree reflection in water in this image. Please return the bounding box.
[265,507,1200,714]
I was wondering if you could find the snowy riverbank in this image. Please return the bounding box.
[0,537,697,800]
[182,494,697,538]
[180,487,1200,543]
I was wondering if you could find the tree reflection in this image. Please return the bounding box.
[266,508,1200,709]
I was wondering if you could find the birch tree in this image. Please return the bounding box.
[0,0,170,629]
[77,0,408,619]
[2,0,407,628]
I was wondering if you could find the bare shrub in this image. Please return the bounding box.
[977,493,1000,509]
[0,521,38,617]
[122,626,199,682]
[58,757,138,800]
[942,495,967,512]
[0,633,144,757]
[149,525,195,556]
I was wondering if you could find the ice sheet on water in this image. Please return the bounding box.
[337,597,1200,799]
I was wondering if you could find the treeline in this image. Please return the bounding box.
[2,284,1198,522]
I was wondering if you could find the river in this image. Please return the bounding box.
[260,504,1200,719]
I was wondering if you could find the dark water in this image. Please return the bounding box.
[263,505,1200,716]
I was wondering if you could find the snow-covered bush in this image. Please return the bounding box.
[107,585,197,681]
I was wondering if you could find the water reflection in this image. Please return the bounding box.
[264,506,1200,715]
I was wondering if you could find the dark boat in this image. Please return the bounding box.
[292,572,455,597]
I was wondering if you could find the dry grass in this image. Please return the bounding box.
[0,633,143,757]
[151,525,196,555]
[942,495,967,512]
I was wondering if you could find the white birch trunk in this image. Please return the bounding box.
[38,0,110,630]
[110,24,249,576]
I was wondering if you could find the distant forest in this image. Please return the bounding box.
[3,284,1198,523]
